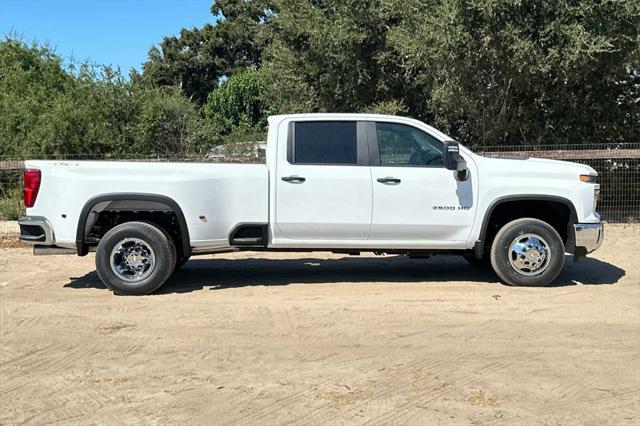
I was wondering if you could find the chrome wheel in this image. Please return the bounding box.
[508,233,550,276]
[110,238,156,282]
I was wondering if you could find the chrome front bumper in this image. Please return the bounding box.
[18,216,55,245]
[573,222,604,257]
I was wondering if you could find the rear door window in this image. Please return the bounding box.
[292,121,357,165]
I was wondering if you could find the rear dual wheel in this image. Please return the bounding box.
[95,221,176,295]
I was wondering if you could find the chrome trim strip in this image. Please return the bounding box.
[33,246,75,255]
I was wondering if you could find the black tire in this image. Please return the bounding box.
[147,222,184,273]
[463,254,491,267]
[490,218,564,287]
[95,221,176,295]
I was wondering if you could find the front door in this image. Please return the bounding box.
[275,120,372,242]
[368,121,477,243]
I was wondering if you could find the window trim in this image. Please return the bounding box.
[366,120,446,168]
[287,120,369,166]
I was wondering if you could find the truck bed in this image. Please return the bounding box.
[24,160,269,251]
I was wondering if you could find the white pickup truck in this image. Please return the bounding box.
[19,113,604,294]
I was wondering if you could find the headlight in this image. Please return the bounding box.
[594,186,600,211]
[580,174,598,183]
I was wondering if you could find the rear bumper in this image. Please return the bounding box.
[18,216,55,245]
[573,222,604,257]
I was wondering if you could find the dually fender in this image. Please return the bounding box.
[75,193,191,256]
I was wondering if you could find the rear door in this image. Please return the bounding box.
[368,121,477,243]
[274,120,372,242]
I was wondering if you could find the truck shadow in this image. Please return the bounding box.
[65,254,625,294]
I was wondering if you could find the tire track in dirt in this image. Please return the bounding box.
[0,344,57,371]
[314,357,464,425]
[0,342,99,396]
[29,387,106,425]
[364,359,510,425]
[284,357,453,425]
[538,382,638,423]
[230,355,428,425]
[226,377,335,425]
[2,371,114,425]
[109,335,155,356]
[537,363,629,423]
[14,313,49,330]
[481,387,639,426]
[340,359,476,422]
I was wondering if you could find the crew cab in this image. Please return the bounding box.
[18,114,604,294]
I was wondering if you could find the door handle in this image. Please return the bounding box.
[282,175,306,183]
[377,177,401,185]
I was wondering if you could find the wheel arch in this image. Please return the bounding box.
[76,193,191,257]
[475,195,578,257]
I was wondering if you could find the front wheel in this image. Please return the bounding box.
[95,221,176,295]
[490,218,565,287]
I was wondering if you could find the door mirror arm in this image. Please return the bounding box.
[456,166,469,181]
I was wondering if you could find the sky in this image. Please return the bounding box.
[0,0,217,73]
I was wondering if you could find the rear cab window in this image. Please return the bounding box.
[290,121,358,165]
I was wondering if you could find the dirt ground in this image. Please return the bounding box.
[1,224,639,425]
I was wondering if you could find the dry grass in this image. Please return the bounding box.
[467,390,499,406]
[314,387,372,405]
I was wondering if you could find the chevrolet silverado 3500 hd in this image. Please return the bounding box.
[19,114,604,294]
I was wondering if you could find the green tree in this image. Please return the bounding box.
[138,0,274,105]
[0,37,212,157]
[204,68,268,139]
[386,0,640,146]
[260,0,400,113]
[133,86,205,155]
[261,0,639,146]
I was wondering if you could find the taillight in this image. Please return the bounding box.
[23,169,41,208]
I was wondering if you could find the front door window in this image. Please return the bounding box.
[375,122,443,167]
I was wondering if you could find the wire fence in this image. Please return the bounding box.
[1,142,638,243]
[471,142,640,223]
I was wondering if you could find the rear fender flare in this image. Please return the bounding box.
[75,193,190,257]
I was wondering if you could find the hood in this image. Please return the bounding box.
[474,154,597,178]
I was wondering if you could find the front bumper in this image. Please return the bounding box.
[573,222,604,258]
[18,216,55,245]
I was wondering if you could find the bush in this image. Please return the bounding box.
[0,186,23,221]
[203,68,268,145]
[0,37,215,157]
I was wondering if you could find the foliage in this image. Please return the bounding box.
[0,170,22,220]
[384,0,640,146]
[1,0,639,163]
[260,0,399,114]
[204,68,268,142]
[261,0,639,146]
[133,86,204,155]
[137,0,274,105]
[0,186,22,221]
[0,38,212,157]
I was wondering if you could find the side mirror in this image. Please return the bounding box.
[443,140,469,181]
